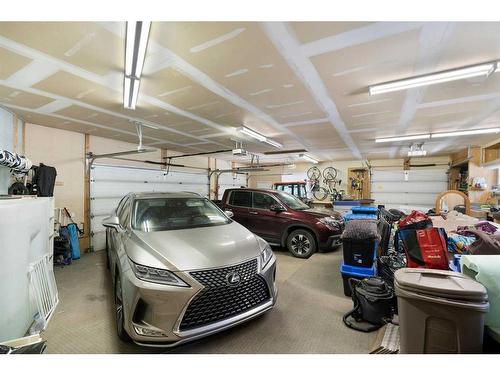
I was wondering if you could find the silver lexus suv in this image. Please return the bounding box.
[103,192,277,347]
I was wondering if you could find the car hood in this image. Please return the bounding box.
[130,221,262,271]
[302,208,343,220]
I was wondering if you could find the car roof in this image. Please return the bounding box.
[130,191,204,199]
[226,188,279,194]
[273,181,306,185]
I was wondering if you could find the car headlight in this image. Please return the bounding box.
[130,260,189,287]
[260,244,273,268]
[319,217,343,230]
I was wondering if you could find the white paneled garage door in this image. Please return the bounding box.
[216,160,247,200]
[370,167,448,212]
[90,163,209,251]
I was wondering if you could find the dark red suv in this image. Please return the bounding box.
[219,188,344,258]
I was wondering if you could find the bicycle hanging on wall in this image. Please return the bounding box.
[307,166,342,201]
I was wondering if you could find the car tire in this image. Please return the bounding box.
[286,229,316,259]
[114,274,132,342]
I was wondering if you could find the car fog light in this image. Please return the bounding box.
[133,324,168,337]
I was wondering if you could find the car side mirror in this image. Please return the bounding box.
[270,204,285,212]
[102,215,121,229]
[224,210,234,218]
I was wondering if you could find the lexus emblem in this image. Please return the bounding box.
[226,272,241,287]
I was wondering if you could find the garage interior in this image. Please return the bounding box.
[1,19,500,355]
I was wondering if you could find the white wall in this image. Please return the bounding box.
[25,123,85,225]
[0,107,24,194]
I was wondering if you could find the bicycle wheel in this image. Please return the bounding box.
[313,187,328,201]
[323,167,338,181]
[307,166,321,180]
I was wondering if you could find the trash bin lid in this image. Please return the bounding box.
[394,268,488,302]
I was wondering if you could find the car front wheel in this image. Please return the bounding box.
[286,229,316,259]
[114,274,131,342]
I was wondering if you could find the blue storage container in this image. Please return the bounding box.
[351,206,378,215]
[340,261,377,296]
[344,213,377,221]
[343,239,378,267]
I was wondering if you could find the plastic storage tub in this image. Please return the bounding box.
[342,239,378,267]
[351,206,378,215]
[340,262,377,297]
[395,268,489,353]
[344,213,377,221]
[461,255,500,343]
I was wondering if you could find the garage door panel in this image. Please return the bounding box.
[371,192,441,205]
[216,160,247,199]
[370,167,448,210]
[90,164,209,251]
[371,182,445,194]
[371,169,448,183]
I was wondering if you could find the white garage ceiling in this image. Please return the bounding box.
[0,21,499,161]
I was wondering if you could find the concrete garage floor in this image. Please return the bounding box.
[43,248,376,354]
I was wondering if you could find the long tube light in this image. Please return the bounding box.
[238,126,266,141]
[375,128,500,143]
[299,154,318,164]
[431,128,500,138]
[375,134,431,143]
[238,126,283,149]
[124,21,151,110]
[125,21,151,79]
[369,62,497,96]
[123,76,141,110]
[264,139,283,148]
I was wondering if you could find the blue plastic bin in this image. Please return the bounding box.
[340,261,377,296]
[352,206,378,215]
[344,213,378,221]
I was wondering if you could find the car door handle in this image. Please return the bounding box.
[249,211,259,215]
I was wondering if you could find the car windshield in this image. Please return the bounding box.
[275,191,309,210]
[132,197,231,232]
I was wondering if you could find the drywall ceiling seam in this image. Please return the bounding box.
[0,102,202,148]
[190,28,246,53]
[35,99,73,113]
[4,60,60,88]
[431,96,500,153]
[418,92,500,109]
[0,35,242,149]
[282,117,329,127]
[0,77,230,149]
[300,22,425,58]
[96,23,313,151]
[390,22,455,158]
[260,22,362,159]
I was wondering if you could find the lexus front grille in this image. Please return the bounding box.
[179,258,271,331]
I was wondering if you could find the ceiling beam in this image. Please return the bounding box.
[261,21,362,159]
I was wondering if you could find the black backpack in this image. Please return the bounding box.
[343,277,395,332]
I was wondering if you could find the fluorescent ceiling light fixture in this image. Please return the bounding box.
[124,77,141,110]
[375,134,431,143]
[124,21,150,110]
[431,128,500,138]
[299,154,318,164]
[238,127,282,148]
[125,21,151,78]
[238,127,266,142]
[264,139,283,148]
[369,62,497,95]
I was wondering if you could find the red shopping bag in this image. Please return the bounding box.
[399,227,449,270]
